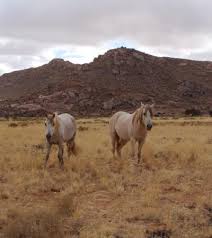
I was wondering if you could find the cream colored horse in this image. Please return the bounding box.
[44,112,77,168]
[109,103,154,163]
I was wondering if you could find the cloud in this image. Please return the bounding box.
[1,0,212,74]
[0,63,12,75]
[1,0,212,47]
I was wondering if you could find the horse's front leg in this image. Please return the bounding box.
[130,138,136,159]
[45,142,52,168]
[137,139,145,163]
[58,143,64,169]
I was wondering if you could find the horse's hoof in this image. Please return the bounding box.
[130,154,135,159]
[137,159,142,164]
[59,162,64,170]
[131,156,137,161]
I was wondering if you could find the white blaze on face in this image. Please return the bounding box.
[45,119,55,137]
[143,108,152,129]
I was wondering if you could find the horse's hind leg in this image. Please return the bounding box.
[66,142,71,158]
[111,135,116,156]
[71,140,77,155]
[117,139,127,158]
[111,132,119,157]
[67,139,76,158]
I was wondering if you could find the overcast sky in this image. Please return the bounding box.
[1,0,212,75]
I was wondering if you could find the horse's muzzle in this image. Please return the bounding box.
[46,134,51,142]
[147,124,152,131]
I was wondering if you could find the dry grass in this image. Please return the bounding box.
[0,117,212,238]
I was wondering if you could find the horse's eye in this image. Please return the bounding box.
[44,122,47,126]
[144,112,146,116]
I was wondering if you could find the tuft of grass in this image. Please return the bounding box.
[8,122,18,127]
[56,193,77,217]
[5,208,63,238]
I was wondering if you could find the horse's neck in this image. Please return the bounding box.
[54,116,61,136]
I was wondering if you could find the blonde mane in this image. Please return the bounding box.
[53,113,60,136]
[132,107,144,128]
[47,112,60,136]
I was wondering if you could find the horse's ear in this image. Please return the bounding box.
[140,102,144,107]
[46,113,52,119]
[46,110,54,118]
[150,104,155,108]
[52,112,58,118]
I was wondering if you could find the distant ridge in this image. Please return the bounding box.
[0,47,212,117]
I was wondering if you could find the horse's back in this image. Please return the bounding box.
[58,113,76,141]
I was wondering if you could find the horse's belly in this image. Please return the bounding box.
[115,116,131,140]
[116,128,130,140]
[62,123,76,142]
[58,114,76,142]
[62,126,75,141]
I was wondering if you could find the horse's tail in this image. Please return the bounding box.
[71,141,81,156]
[67,132,80,156]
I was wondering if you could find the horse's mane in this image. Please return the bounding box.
[132,107,144,128]
[53,113,60,134]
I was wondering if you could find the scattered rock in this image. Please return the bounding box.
[133,52,145,61]
[146,228,171,238]
[103,99,115,110]
[1,192,9,200]
[8,122,18,127]
[78,126,89,131]
[185,108,202,116]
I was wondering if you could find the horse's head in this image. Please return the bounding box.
[141,102,154,131]
[45,112,58,142]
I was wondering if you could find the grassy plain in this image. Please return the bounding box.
[0,117,211,238]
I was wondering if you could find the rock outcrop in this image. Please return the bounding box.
[0,47,212,117]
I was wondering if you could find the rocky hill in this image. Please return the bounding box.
[0,47,212,117]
